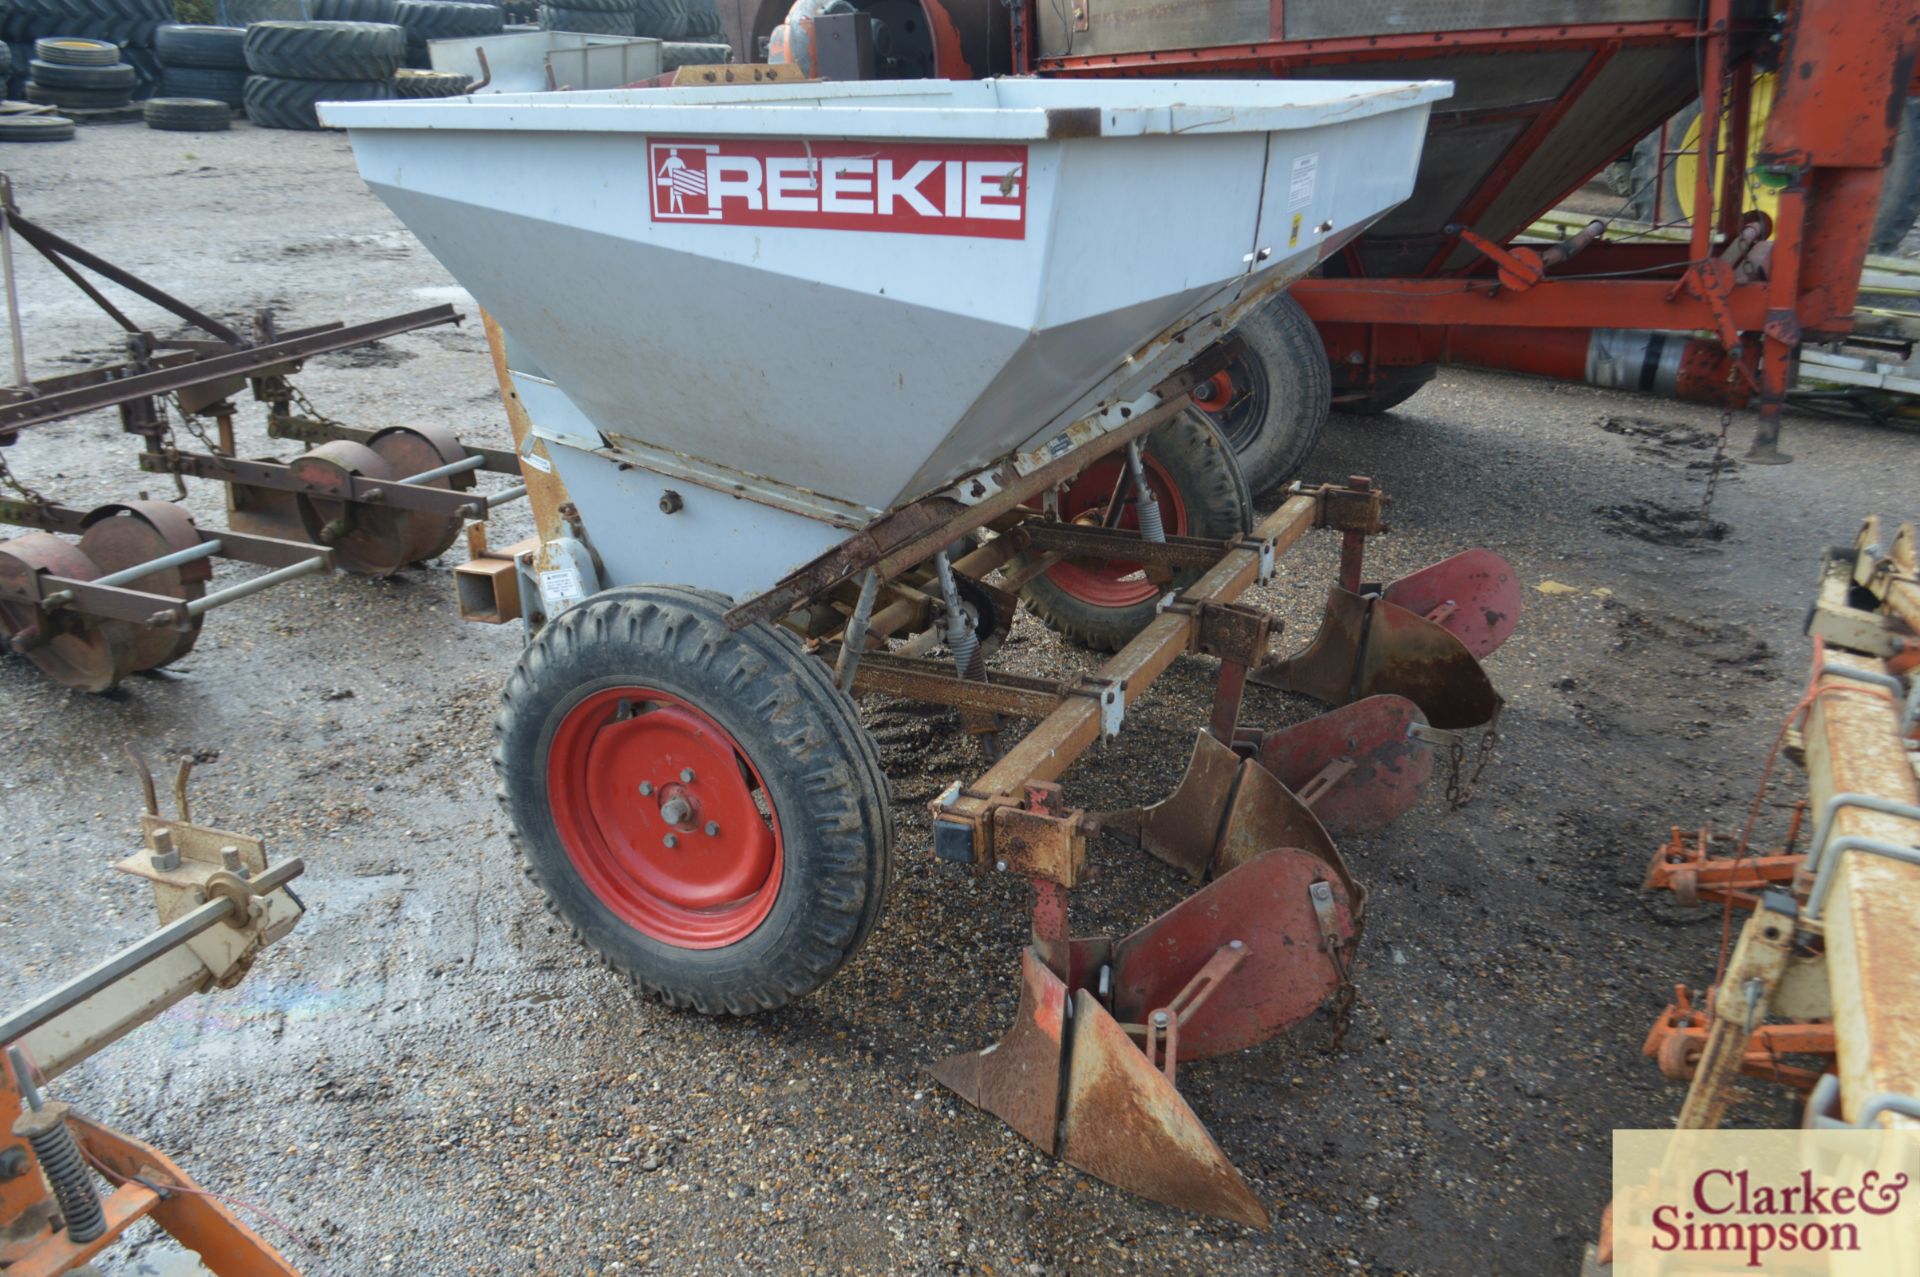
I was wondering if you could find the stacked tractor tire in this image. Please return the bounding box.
[390,0,500,68]
[241,19,402,128]
[22,34,134,113]
[154,21,246,107]
[540,0,721,41]
[0,0,169,99]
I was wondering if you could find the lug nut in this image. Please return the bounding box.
[704,821,719,836]
[659,797,691,825]
[679,768,695,784]
[638,781,654,796]
[663,834,678,849]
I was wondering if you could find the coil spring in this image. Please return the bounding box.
[1134,495,1165,543]
[24,1110,105,1244]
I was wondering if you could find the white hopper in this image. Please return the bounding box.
[325,77,1446,594]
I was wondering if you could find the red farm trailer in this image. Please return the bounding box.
[722,0,1920,481]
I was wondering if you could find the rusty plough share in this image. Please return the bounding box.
[926,478,1518,1226]
[0,181,526,692]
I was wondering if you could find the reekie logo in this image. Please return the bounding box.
[648,139,1028,239]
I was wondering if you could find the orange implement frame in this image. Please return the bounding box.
[2,1053,298,1276]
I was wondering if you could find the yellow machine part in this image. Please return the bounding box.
[1672,71,1778,224]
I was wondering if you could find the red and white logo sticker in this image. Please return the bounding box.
[648,139,1027,240]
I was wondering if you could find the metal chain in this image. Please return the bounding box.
[1442,701,1502,809]
[1323,948,1356,1052]
[163,392,221,455]
[0,443,48,507]
[1698,403,1733,531]
[285,381,344,428]
[1698,355,1746,531]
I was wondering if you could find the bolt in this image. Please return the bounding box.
[148,828,180,873]
[679,768,695,784]
[659,796,691,826]
[1152,1011,1169,1027]
[1229,939,1244,951]
[658,490,683,514]
[994,860,1007,872]
[663,834,678,849]
[704,821,719,837]
[0,1146,26,1180]
[638,781,654,796]
[220,846,243,872]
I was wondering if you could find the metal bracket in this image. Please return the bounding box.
[1298,476,1389,536]
[1071,674,1125,739]
[1803,1074,1920,1129]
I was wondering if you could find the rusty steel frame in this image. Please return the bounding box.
[0,307,459,436]
[1653,525,1920,1133]
[928,484,1363,877]
[1796,644,1920,1127]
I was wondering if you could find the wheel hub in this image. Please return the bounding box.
[549,688,782,947]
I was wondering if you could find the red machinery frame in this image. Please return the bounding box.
[1018,0,1920,462]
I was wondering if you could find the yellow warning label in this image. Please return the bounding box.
[1288,212,1303,248]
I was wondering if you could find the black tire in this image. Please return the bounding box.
[243,21,404,79]
[629,0,685,37]
[1193,292,1330,497]
[8,0,170,45]
[242,73,388,128]
[394,0,504,39]
[392,66,468,95]
[160,64,246,103]
[1871,97,1920,254]
[551,0,634,11]
[0,111,74,140]
[495,585,893,1015]
[660,40,727,69]
[154,24,247,68]
[28,59,134,90]
[539,4,627,33]
[1015,411,1252,652]
[122,45,159,96]
[144,95,231,129]
[26,81,130,107]
[307,0,401,21]
[1333,364,1435,416]
[32,35,119,65]
[682,0,720,37]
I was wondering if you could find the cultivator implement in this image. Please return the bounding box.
[327,76,1527,1222]
[1625,520,1920,1132]
[0,178,526,691]
[1589,516,1920,1270]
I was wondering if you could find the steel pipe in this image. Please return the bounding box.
[93,538,222,589]
[146,556,327,626]
[0,857,303,1048]
[398,454,486,486]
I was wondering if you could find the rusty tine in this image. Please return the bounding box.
[173,757,194,823]
[124,746,158,817]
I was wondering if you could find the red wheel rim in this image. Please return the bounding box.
[1191,370,1234,412]
[546,687,782,949]
[1043,453,1189,608]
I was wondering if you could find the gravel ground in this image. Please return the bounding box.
[0,122,1915,1277]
